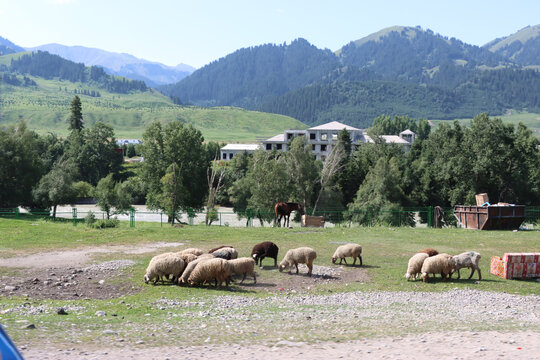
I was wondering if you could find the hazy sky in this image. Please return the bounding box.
[1,0,539,68]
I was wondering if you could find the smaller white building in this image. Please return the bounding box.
[220,143,261,161]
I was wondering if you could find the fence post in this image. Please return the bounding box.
[130,208,135,228]
[15,207,19,219]
[427,206,433,228]
[367,207,372,227]
[398,210,401,227]
[72,207,77,226]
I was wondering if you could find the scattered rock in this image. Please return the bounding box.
[5,285,18,291]
[56,307,68,315]
[95,311,107,317]
[23,324,36,329]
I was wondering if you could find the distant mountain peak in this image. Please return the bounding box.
[483,24,540,66]
[25,43,195,86]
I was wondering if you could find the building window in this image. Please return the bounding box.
[321,133,328,141]
[310,133,316,140]
[321,144,327,152]
[266,144,272,150]
[321,155,326,161]
[229,153,234,159]
[287,133,293,140]
[332,133,338,141]
[312,144,316,151]
[276,144,282,150]
[222,153,227,160]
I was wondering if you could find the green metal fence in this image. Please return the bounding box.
[1,206,539,229]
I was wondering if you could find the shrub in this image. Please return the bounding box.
[84,211,96,225]
[89,218,120,229]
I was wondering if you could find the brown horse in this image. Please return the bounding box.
[275,202,304,228]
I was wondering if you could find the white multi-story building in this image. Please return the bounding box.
[260,121,416,160]
[220,121,416,161]
[220,143,261,160]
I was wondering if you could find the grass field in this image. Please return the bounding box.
[431,110,540,138]
[0,70,306,142]
[0,217,539,349]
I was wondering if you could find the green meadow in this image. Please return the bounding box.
[0,71,306,142]
[0,217,539,347]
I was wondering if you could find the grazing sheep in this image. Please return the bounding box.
[331,243,363,266]
[208,245,233,253]
[177,252,198,264]
[450,251,482,280]
[144,253,185,285]
[177,255,214,284]
[188,258,233,287]
[179,248,205,256]
[228,257,257,284]
[418,248,439,257]
[404,253,429,281]
[279,247,317,276]
[421,253,453,283]
[251,241,279,268]
[211,247,238,260]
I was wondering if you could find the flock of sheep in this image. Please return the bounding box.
[143,241,481,288]
[143,242,363,287]
[405,248,482,282]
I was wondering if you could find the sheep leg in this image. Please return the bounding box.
[359,256,363,266]
[342,258,348,265]
[456,269,461,280]
[475,267,482,281]
[352,257,356,266]
[307,262,313,276]
[295,262,299,274]
[240,273,246,284]
[274,257,277,267]
[253,272,257,284]
[468,267,475,280]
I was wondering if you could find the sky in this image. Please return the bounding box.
[1,0,539,69]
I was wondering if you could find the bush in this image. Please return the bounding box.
[84,211,96,225]
[89,218,120,229]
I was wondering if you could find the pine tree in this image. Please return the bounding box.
[69,96,84,131]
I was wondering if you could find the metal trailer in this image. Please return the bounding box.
[453,205,525,230]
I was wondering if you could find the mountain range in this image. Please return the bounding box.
[2,24,540,130]
[26,43,195,87]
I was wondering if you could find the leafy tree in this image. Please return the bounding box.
[141,121,208,222]
[69,96,84,131]
[284,136,319,209]
[32,157,78,218]
[0,122,44,208]
[126,144,136,158]
[312,143,345,215]
[348,157,413,226]
[94,174,117,219]
[76,122,123,185]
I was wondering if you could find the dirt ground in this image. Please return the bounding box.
[2,245,539,360]
[0,243,367,300]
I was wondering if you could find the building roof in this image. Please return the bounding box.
[221,143,261,151]
[364,135,410,145]
[400,129,415,135]
[308,121,360,131]
[263,134,286,142]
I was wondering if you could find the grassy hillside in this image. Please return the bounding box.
[431,110,540,138]
[0,60,306,141]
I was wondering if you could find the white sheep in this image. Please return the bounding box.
[450,251,482,280]
[228,257,257,284]
[211,247,238,260]
[144,252,185,285]
[331,243,363,266]
[421,253,453,283]
[279,247,317,276]
[188,258,233,287]
[176,252,198,264]
[177,254,215,284]
[404,253,429,281]
[179,248,205,256]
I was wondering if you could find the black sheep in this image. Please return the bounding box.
[251,241,279,268]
